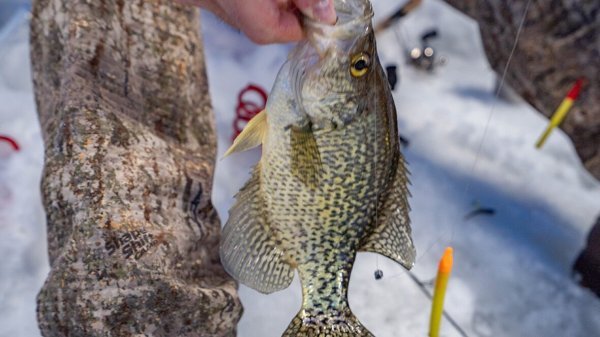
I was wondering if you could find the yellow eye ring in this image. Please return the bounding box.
[350,53,371,77]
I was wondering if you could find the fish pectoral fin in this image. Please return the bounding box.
[290,126,322,188]
[360,155,416,270]
[220,164,294,294]
[223,110,268,158]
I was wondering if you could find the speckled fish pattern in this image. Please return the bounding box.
[220,1,415,336]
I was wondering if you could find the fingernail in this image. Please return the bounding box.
[311,0,336,24]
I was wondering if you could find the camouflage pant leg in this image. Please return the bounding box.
[30,0,242,335]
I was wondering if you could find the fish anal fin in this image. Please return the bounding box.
[220,164,294,293]
[290,126,322,189]
[360,155,415,270]
[223,110,268,158]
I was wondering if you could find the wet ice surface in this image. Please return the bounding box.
[1,0,600,336]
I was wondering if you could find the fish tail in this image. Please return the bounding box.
[282,308,374,337]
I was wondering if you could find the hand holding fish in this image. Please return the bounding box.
[178,0,337,43]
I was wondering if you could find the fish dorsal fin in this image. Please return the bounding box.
[223,110,268,157]
[360,155,416,270]
[219,164,294,294]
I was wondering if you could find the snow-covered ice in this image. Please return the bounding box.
[1,0,599,336]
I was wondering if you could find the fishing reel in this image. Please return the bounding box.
[408,29,446,71]
[233,84,268,142]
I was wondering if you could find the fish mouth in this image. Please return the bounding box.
[291,0,374,70]
[288,0,374,123]
[304,0,374,39]
[302,0,373,57]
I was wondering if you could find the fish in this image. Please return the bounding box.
[220,0,415,335]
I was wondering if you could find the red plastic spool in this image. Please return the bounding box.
[233,84,268,142]
[0,135,20,152]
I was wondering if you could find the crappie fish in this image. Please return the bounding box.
[220,0,415,335]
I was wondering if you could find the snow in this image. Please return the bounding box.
[1,0,599,336]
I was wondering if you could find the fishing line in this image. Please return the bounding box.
[393,19,411,62]
[450,0,533,245]
[392,0,535,261]
[406,271,469,337]
[373,269,469,337]
[370,3,533,333]
[374,42,381,274]
[372,1,536,268]
[405,0,533,264]
[382,21,446,266]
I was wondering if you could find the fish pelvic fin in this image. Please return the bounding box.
[223,109,268,158]
[220,164,294,294]
[360,154,416,270]
[282,308,374,337]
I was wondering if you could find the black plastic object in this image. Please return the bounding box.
[421,29,438,42]
[573,219,600,298]
[385,65,398,91]
[463,207,496,220]
[409,28,440,71]
[399,136,410,148]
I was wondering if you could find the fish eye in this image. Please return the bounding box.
[350,52,371,78]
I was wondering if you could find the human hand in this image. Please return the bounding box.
[178,0,337,44]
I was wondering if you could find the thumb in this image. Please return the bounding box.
[293,0,337,24]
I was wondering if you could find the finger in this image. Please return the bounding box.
[269,10,304,43]
[235,3,304,44]
[293,0,336,24]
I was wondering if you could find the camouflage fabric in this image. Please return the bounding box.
[30,0,242,335]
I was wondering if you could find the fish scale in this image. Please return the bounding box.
[220,0,415,335]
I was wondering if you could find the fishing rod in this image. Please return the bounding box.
[374,0,422,35]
